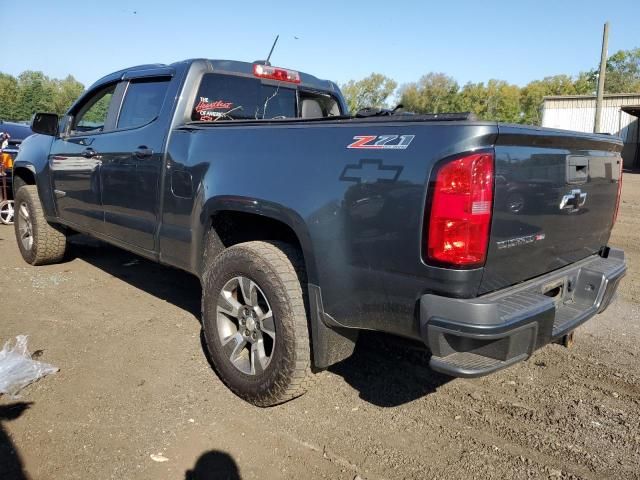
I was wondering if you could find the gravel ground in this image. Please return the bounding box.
[0,174,639,480]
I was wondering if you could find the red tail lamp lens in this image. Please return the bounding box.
[253,64,301,84]
[427,152,494,267]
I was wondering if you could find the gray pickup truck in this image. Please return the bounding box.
[13,59,626,406]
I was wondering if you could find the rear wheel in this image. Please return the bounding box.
[202,240,314,406]
[14,185,67,265]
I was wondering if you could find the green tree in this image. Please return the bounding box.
[341,73,397,113]
[603,48,640,93]
[573,71,596,95]
[458,80,521,123]
[0,73,19,121]
[51,75,85,115]
[456,81,486,114]
[487,80,521,123]
[0,71,87,122]
[15,71,57,120]
[576,48,640,95]
[82,93,113,125]
[399,73,459,114]
[520,75,578,125]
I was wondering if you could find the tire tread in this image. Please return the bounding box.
[15,185,66,265]
[202,239,315,406]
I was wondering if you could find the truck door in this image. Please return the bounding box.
[99,75,173,252]
[49,83,119,233]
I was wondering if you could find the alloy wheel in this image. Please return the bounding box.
[17,203,33,251]
[216,276,276,375]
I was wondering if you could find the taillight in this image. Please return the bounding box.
[253,64,301,84]
[426,151,494,267]
[613,159,623,225]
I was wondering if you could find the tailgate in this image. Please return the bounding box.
[479,126,623,294]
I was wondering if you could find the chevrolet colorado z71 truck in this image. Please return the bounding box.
[14,59,626,406]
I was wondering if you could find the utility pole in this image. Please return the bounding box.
[594,22,609,133]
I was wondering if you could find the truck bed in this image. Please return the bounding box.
[168,117,622,341]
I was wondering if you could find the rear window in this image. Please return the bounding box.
[192,74,296,121]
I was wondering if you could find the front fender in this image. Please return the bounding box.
[13,134,56,218]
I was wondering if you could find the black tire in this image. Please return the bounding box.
[202,240,315,406]
[14,185,67,265]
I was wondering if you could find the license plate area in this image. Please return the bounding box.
[541,278,568,308]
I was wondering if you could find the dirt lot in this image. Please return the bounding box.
[0,175,639,480]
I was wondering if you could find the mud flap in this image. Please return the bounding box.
[308,284,358,369]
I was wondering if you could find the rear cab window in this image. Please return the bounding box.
[191,73,341,122]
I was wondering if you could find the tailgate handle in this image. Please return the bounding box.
[566,156,589,185]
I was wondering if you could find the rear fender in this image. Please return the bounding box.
[195,195,318,285]
[195,196,358,368]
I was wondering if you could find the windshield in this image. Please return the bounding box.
[192,74,296,121]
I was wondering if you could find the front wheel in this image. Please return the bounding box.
[202,241,315,406]
[14,185,67,265]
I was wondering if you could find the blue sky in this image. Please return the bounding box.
[4,0,639,89]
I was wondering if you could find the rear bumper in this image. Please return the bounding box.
[420,248,626,377]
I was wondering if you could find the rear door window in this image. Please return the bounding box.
[117,78,170,129]
[192,74,296,121]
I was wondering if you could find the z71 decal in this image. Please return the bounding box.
[347,135,415,150]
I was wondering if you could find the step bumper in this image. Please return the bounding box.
[420,248,627,378]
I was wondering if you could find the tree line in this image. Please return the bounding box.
[341,48,640,125]
[1,48,639,125]
[0,71,85,122]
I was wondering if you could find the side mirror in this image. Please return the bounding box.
[31,113,59,136]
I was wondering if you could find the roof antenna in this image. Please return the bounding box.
[265,35,279,65]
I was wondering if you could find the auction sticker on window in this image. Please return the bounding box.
[194,97,234,121]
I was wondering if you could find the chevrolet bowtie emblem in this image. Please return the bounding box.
[339,159,403,184]
[559,188,587,213]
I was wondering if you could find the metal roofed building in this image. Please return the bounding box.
[541,93,640,170]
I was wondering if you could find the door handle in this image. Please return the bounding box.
[82,148,97,158]
[134,146,153,159]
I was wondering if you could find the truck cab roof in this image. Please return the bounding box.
[76,59,347,123]
[87,59,341,95]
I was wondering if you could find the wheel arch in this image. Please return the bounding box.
[12,165,36,194]
[196,196,358,370]
[12,159,57,219]
[196,196,319,285]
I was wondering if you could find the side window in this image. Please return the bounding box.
[299,90,342,117]
[117,78,170,129]
[74,85,116,133]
